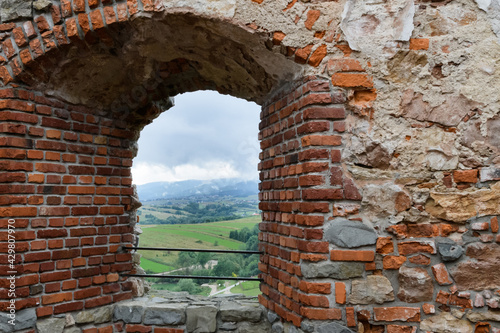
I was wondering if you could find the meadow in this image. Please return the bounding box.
[138,215,260,275]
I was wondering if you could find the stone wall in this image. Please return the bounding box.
[0,0,499,332]
[1,293,274,332]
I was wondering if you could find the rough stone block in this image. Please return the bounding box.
[301,261,364,279]
[143,302,188,325]
[324,218,377,248]
[220,301,262,322]
[186,305,217,333]
[348,275,395,304]
[35,317,66,333]
[113,299,146,324]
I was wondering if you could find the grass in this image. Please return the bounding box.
[149,282,212,297]
[230,281,261,297]
[140,257,175,274]
[138,216,261,272]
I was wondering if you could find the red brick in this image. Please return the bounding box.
[453,169,478,183]
[331,250,375,262]
[53,301,83,314]
[383,255,407,270]
[298,293,329,307]
[98,326,114,333]
[387,325,417,333]
[303,107,345,120]
[0,206,37,217]
[398,241,436,255]
[332,73,373,88]
[301,307,342,320]
[431,263,453,285]
[36,306,53,317]
[302,189,343,200]
[373,307,420,322]
[35,16,50,32]
[42,292,72,305]
[90,9,105,30]
[376,237,394,254]
[409,38,429,50]
[422,303,435,315]
[75,286,101,300]
[327,58,364,72]
[101,6,117,25]
[492,216,499,233]
[408,254,431,265]
[335,282,346,304]
[272,31,286,45]
[308,44,327,67]
[302,135,342,147]
[126,325,153,333]
[294,44,313,64]
[298,281,330,294]
[305,9,320,30]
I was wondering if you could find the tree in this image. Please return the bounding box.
[177,251,197,267]
[197,252,210,267]
[176,279,200,294]
[245,235,259,251]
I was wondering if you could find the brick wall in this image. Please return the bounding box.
[0,85,136,317]
[258,76,356,327]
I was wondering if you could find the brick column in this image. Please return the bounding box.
[0,86,135,316]
[258,76,361,327]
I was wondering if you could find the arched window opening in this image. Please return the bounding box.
[131,91,262,297]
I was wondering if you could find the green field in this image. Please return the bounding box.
[230,281,261,297]
[149,282,211,297]
[140,257,175,274]
[138,216,261,273]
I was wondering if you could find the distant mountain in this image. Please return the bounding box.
[137,178,259,202]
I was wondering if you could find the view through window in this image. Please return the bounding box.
[131,91,262,297]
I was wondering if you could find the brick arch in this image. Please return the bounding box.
[0,1,320,109]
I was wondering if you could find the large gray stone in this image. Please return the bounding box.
[36,317,66,333]
[272,322,284,333]
[0,0,32,21]
[144,303,188,325]
[300,321,315,333]
[467,310,500,322]
[0,308,36,333]
[421,312,473,333]
[398,266,434,302]
[238,321,272,333]
[317,322,355,333]
[75,305,112,324]
[186,305,217,333]
[340,0,414,57]
[301,261,364,279]
[113,300,146,324]
[219,321,237,330]
[348,275,395,304]
[220,301,261,322]
[63,327,82,333]
[0,312,14,333]
[267,311,279,324]
[325,218,377,248]
[438,241,464,261]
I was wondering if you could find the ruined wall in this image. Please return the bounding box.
[0,0,499,332]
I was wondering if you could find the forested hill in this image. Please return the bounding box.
[137,178,259,202]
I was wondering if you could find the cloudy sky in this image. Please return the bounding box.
[131,91,261,185]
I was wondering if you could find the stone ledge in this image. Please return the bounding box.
[27,292,272,333]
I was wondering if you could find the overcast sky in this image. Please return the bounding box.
[131,91,261,185]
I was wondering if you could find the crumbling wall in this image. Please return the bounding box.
[0,0,499,332]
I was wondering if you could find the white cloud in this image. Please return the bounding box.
[131,161,242,185]
[132,91,261,185]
